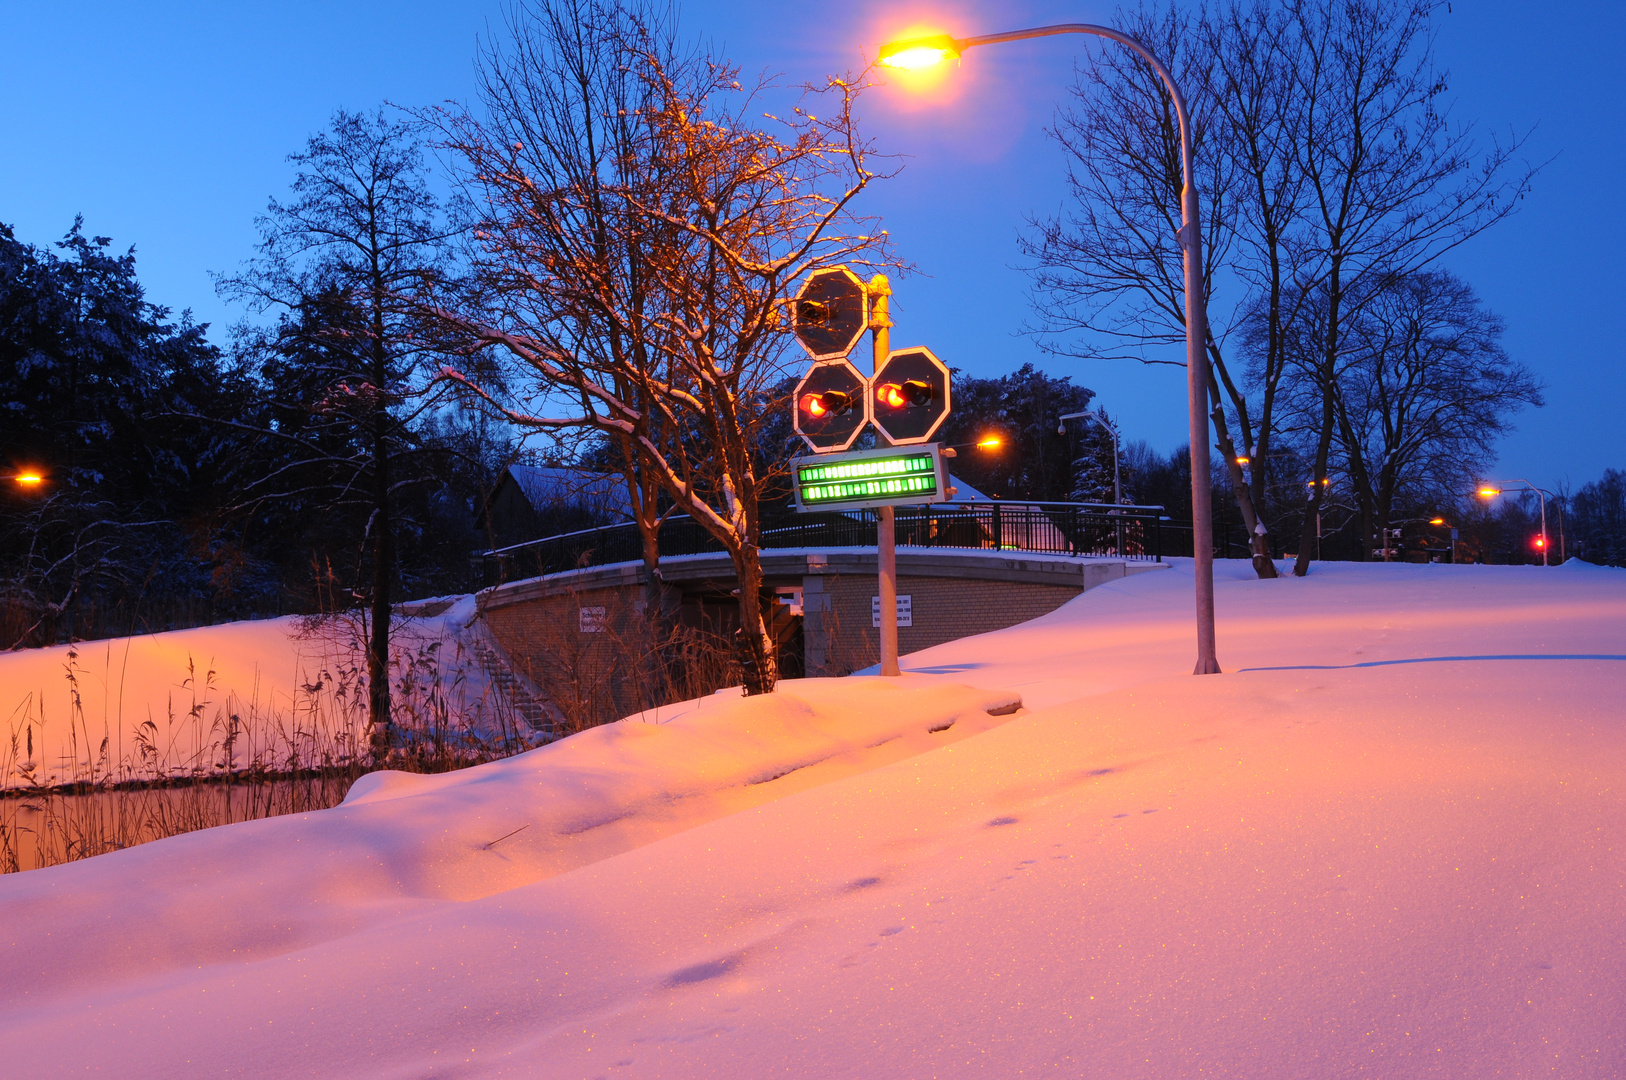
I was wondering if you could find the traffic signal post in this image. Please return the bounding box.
[790,268,955,678]
[868,275,902,676]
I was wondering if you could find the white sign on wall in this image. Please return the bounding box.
[872,594,912,628]
[579,606,606,633]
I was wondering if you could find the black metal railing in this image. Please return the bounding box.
[478,501,1165,587]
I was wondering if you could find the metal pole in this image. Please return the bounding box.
[1537,488,1549,566]
[951,24,1218,673]
[869,275,901,677]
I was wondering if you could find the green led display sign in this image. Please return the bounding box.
[792,444,948,512]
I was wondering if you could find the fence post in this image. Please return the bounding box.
[992,503,1002,551]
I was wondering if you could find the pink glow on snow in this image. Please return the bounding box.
[0,559,1621,1077]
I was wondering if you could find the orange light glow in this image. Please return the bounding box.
[801,394,826,418]
[1477,487,1501,498]
[1534,537,1546,548]
[1429,517,1446,526]
[976,436,1001,449]
[877,383,906,409]
[13,474,43,486]
[873,24,963,97]
[879,43,956,71]
[1235,456,1250,465]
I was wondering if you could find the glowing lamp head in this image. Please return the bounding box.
[976,436,1002,449]
[1534,536,1546,548]
[1429,517,1446,526]
[14,473,43,486]
[1235,455,1250,465]
[1477,487,1501,498]
[878,34,961,70]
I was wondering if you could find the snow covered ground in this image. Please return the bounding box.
[1,559,1623,1078]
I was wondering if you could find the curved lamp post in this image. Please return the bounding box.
[880,26,1220,674]
[1477,480,1564,564]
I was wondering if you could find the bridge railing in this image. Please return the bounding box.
[478,502,1165,588]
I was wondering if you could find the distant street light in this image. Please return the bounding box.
[5,473,44,488]
[1058,410,1120,508]
[1427,517,1459,563]
[1476,479,1564,564]
[939,436,1004,457]
[879,22,1221,675]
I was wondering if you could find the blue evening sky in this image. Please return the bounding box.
[3,1,1621,493]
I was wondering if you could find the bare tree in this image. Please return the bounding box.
[428,0,891,694]
[216,110,457,751]
[1285,0,1532,575]
[1329,270,1541,553]
[1025,0,1532,578]
[1023,4,1281,576]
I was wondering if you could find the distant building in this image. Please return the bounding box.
[485,466,634,550]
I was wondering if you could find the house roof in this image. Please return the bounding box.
[503,465,634,521]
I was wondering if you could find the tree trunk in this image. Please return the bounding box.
[1205,362,1278,578]
[730,543,777,695]
[367,268,393,758]
[1294,396,1334,577]
[368,407,393,757]
[1334,397,1376,560]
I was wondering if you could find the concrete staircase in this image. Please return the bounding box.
[466,631,561,739]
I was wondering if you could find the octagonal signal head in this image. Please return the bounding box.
[792,266,869,361]
[872,346,951,445]
[793,358,870,452]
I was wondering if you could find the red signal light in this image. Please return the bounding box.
[876,380,933,410]
[1534,536,1546,548]
[800,390,853,419]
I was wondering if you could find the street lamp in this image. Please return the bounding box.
[1427,517,1459,563]
[1476,479,1564,564]
[880,23,1221,674]
[938,435,1003,456]
[5,473,44,488]
[1057,411,1120,507]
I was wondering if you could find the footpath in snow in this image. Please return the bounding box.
[0,559,1622,1078]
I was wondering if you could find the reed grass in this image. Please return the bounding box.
[0,614,542,874]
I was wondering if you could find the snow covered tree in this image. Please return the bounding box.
[937,364,1094,502]
[1067,411,1124,506]
[427,0,891,694]
[0,219,251,646]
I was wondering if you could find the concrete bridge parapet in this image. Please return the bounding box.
[477,547,1166,680]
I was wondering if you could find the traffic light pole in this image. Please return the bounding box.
[869,274,902,677]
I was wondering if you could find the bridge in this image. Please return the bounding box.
[470,502,1170,729]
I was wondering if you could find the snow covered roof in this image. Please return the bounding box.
[503,465,633,521]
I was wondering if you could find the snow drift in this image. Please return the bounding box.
[0,559,1622,1078]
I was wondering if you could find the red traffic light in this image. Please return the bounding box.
[871,347,950,445]
[792,358,869,452]
[1533,536,1546,548]
[800,390,855,419]
[875,380,934,410]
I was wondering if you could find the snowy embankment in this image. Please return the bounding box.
[1,560,1624,1078]
[0,597,503,787]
